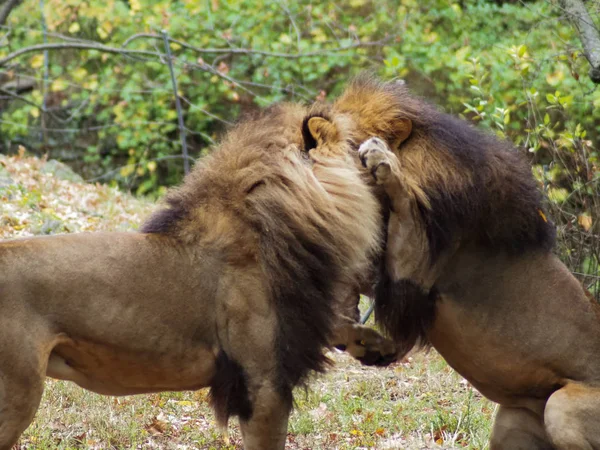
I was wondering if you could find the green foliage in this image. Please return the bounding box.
[2,1,600,285]
[2,1,597,186]
[1,0,393,192]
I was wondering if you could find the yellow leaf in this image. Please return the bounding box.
[97,26,108,40]
[30,54,44,69]
[578,214,593,231]
[546,70,565,86]
[68,22,80,34]
[30,108,39,118]
[51,79,67,92]
[84,79,98,90]
[72,67,88,82]
[147,161,157,172]
[130,0,141,12]
[120,165,134,177]
[518,44,527,57]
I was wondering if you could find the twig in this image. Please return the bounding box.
[0,42,160,66]
[39,0,49,144]
[179,96,233,126]
[0,87,40,108]
[161,29,189,175]
[121,32,393,59]
[360,299,375,324]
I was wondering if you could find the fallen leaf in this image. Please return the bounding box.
[578,213,593,231]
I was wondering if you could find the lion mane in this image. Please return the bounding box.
[330,76,556,354]
[141,103,382,424]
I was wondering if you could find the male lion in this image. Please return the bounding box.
[329,76,600,449]
[0,105,393,449]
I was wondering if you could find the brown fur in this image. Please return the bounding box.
[0,104,390,450]
[343,77,600,449]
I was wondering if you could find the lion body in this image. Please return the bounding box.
[345,77,600,449]
[0,103,385,450]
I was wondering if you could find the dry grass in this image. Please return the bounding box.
[15,351,494,450]
[2,154,494,449]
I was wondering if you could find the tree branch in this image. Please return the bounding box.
[0,42,161,67]
[0,0,21,27]
[560,0,600,83]
[0,87,41,108]
[121,32,393,59]
[0,34,393,68]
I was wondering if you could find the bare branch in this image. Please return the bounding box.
[0,0,21,27]
[559,0,600,83]
[121,32,393,59]
[0,87,41,108]
[0,42,160,67]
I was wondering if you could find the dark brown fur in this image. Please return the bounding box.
[338,78,600,449]
[334,75,555,262]
[331,76,555,354]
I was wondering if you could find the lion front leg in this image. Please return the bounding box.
[329,285,397,366]
[357,137,417,213]
[358,137,399,185]
[331,322,398,366]
[238,383,291,450]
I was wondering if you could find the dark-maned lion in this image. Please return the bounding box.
[331,77,600,449]
[0,105,393,450]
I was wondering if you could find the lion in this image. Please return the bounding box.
[0,104,395,450]
[327,76,600,449]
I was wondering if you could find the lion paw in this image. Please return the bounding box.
[358,137,396,184]
[340,325,398,367]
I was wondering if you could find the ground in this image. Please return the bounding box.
[1,153,494,449]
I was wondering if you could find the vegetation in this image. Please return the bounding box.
[1,1,600,447]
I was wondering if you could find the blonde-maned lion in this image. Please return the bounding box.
[0,104,395,450]
[329,76,600,450]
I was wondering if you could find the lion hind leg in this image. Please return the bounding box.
[0,336,47,450]
[490,406,554,450]
[544,383,600,450]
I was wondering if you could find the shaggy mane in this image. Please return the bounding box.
[141,102,381,423]
[333,75,556,356]
[334,75,556,262]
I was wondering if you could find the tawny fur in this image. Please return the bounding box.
[339,76,600,450]
[0,103,390,450]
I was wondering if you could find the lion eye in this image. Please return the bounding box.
[246,180,266,194]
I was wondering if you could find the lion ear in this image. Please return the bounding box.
[391,118,412,150]
[306,116,340,147]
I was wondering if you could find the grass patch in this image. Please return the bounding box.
[4,156,494,449]
[17,352,494,449]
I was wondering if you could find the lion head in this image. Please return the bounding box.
[142,103,383,423]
